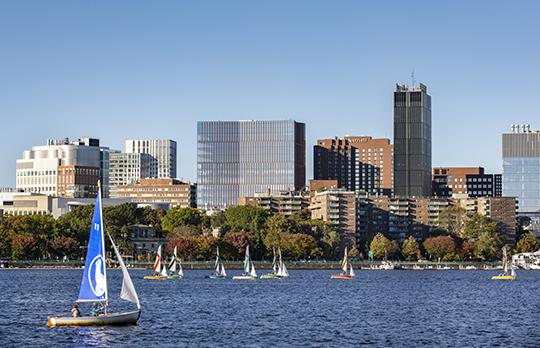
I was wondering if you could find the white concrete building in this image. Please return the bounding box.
[15,138,102,197]
[109,151,152,197]
[125,139,177,179]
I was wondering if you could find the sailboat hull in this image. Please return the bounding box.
[167,275,183,279]
[232,275,257,280]
[143,275,167,280]
[330,274,353,279]
[491,275,516,280]
[47,310,141,327]
[260,273,280,279]
[206,274,226,279]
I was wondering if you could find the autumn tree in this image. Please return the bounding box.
[222,231,255,260]
[370,233,400,260]
[167,237,196,260]
[423,236,457,261]
[402,236,421,261]
[516,232,539,253]
[48,236,80,258]
[280,233,320,260]
[11,234,40,260]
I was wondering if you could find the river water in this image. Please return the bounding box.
[0,269,538,347]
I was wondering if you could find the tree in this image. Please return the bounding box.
[167,225,201,239]
[11,234,40,260]
[370,233,400,260]
[280,233,320,260]
[210,210,226,229]
[223,206,268,257]
[49,236,80,258]
[167,237,196,260]
[474,231,501,260]
[402,236,420,261]
[516,232,539,253]
[463,214,498,242]
[304,220,341,260]
[222,231,255,259]
[193,235,218,260]
[161,207,209,232]
[263,215,294,250]
[436,206,468,237]
[423,236,457,261]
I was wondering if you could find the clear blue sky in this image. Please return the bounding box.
[1,1,539,186]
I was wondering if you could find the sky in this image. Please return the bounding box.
[1,1,539,186]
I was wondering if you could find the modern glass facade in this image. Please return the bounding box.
[393,83,432,197]
[502,127,540,214]
[197,120,306,209]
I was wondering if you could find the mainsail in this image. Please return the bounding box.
[243,246,251,273]
[153,245,163,274]
[341,247,349,273]
[169,246,178,273]
[78,190,108,303]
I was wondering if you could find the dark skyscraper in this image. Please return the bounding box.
[393,83,432,197]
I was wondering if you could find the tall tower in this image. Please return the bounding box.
[393,83,432,197]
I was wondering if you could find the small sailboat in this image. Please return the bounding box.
[261,247,280,279]
[167,246,184,279]
[492,246,517,280]
[144,245,167,280]
[233,245,257,280]
[276,248,289,278]
[206,246,227,279]
[331,247,355,279]
[47,184,141,327]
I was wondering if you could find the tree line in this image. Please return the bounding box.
[0,204,538,261]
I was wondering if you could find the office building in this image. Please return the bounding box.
[394,83,432,197]
[15,138,103,198]
[502,124,540,215]
[113,178,196,208]
[197,120,306,209]
[109,151,152,197]
[432,167,502,197]
[314,136,393,195]
[125,139,177,179]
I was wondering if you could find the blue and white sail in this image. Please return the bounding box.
[78,190,108,303]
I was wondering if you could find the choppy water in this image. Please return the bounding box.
[0,268,539,347]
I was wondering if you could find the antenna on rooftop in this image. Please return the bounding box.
[411,69,416,87]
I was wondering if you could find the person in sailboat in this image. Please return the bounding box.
[91,302,104,317]
[71,304,81,318]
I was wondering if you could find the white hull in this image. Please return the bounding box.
[232,275,257,280]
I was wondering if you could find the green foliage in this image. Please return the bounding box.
[516,232,539,253]
[303,220,341,260]
[263,214,294,250]
[423,236,456,261]
[435,206,467,237]
[280,233,320,260]
[402,236,420,261]
[462,214,502,259]
[370,233,400,260]
[161,207,209,232]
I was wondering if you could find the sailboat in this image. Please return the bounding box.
[144,245,167,280]
[167,246,184,279]
[233,245,257,280]
[47,184,141,327]
[492,245,517,280]
[331,247,355,279]
[276,248,289,278]
[206,246,227,279]
[261,247,280,279]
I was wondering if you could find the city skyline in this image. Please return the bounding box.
[1,1,540,186]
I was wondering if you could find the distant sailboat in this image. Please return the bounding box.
[167,246,184,279]
[331,247,355,279]
[47,183,141,327]
[276,248,289,278]
[261,247,280,279]
[492,246,517,280]
[144,245,167,280]
[207,246,227,279]
[233,245,257,280]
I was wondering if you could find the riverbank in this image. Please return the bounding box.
[0,260,503,270]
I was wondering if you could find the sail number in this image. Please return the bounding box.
[94,223,100,231]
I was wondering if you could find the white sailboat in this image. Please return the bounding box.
[276,248,289,278]
[331,247,355,279]
[167,246,184,279]
[233,245,257,280]
[145,245,167,279]
[47,183,141,327]
[207,246,226,278]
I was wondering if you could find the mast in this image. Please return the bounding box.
[98,182,109,310]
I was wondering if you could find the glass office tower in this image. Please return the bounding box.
[197,120,306,209]
[503,125,540,214]
[393,83,432,197]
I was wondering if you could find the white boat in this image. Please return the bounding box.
[512,251,540,270]
[207,247,227,279]
[276,248,289,278]
[233,245,257,280]
[167,246,184,279]
[47,183,141,327]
